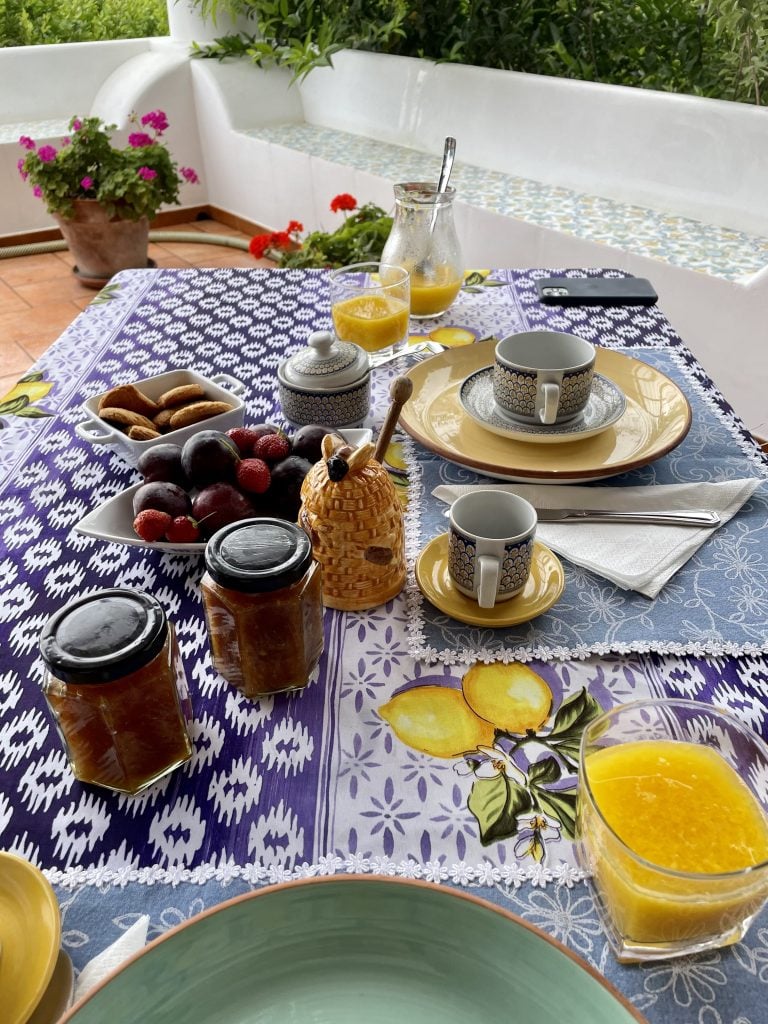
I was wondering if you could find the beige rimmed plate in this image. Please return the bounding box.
[401,341,691,481]
[415,534,565,627]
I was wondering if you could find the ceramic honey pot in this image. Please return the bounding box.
[298,377,412,611]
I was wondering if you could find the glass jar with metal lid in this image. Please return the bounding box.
[39,589,193,794]
[201,517,324,699]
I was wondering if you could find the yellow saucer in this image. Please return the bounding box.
[0,852,61,1024]
[415,534,565,627]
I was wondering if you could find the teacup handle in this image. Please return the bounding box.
[537,382,560,425]
[477,554,500,609]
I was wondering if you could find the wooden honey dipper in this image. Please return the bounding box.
[374,375,414,464]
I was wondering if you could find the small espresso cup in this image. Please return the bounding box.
[493,331,595,425]
[448,490,537,609]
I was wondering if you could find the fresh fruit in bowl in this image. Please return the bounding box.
[130,423,338,544]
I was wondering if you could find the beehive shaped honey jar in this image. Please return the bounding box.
[299,433,406,610]
[299,376,413,610]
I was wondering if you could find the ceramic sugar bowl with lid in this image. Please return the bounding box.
[277,330,370,428]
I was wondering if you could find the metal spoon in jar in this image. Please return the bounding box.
[428,136,456,236]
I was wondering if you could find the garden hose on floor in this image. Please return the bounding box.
[0,232,249,260]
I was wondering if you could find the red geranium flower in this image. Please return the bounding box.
[330,193,357,213]
[249,234,272,259]
[270,231,292,249]
[286,220,304,235]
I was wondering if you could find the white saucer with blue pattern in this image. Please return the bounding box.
[459,367,626,444]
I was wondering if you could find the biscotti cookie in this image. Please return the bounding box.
[127,425,161,440]
[98,383,159,418]
[158,384,206,409]
[168,401,233,429]
[99,407,157,432]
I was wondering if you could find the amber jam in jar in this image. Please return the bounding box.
[202,518,324,698]
[40,589,193,795]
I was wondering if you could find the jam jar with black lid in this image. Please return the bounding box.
[40,589,193,794]
[201,517,324,699]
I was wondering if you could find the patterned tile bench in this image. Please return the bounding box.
[242,121,768,286]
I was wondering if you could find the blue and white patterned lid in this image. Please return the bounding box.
[279,330,369,391]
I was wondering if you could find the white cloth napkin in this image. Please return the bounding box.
[432,480,762,598]
[73,914,149,1002]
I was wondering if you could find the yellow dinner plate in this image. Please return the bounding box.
[401,341,691,481]
[0,852,61,1024]
[415,534,565,627]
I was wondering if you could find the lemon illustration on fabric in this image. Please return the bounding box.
[379,686,495,758]
[0,371,53,423]
[462,663,553,733]
[429,326,475,348]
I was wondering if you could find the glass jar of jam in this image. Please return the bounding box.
[201,518,324,699]
[40,589,193,795]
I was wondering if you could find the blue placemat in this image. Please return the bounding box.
[54,875,768,1024]
[406,346,768,663]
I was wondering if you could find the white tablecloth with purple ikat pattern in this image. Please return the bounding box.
[2,266,768,1024]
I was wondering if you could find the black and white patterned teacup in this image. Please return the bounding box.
[493,331,595,425]
[448,490,537,609]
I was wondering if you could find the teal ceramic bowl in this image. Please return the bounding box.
[61,877,645,1024]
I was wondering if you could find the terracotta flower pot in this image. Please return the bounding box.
[54,200,150,287]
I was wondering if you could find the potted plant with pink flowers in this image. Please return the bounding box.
[18,111,199,286]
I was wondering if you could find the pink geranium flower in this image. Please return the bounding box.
[18,135,36,150]
[37,145,57,163]
[72,119,82,131]
[141,110,169,134]
[129,132,153,148]
[138,167,157,181]
[80,176,94,190]
[33,185,43,198]
[17,159,28,181]
[180,166,199,184]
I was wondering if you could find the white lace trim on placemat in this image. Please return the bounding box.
[46,857,587,890]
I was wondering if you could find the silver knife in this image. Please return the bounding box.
[535,508,721,527]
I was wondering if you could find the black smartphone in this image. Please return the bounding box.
[536,276,658,306]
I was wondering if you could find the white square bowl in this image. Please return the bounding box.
[75,369,246,465]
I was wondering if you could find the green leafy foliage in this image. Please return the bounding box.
[0,0,168,47]
[253,202,393,268]
[187,0,768,104]
[279,204,393,268]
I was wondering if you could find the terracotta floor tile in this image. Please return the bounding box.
[14,273,94,308]
[0,337,36,377]
[0,251,74,288]
[55,249,77,268]
[152,255,197,269]
[190,252,256,270]
[0,301,82,355]
[0,280,31,315]
[194,220,251,240]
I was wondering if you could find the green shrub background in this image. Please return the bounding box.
[0,0,168,46]
[2,0,767,106]
[192,0,768,105]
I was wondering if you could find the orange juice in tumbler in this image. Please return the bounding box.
[581,739,768,955]
[332,294,410,354]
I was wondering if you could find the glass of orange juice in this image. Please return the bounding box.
[577,699,768,962]
[330,262,410,367]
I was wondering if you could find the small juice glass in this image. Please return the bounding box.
[577,699,768,962]
[330,261,410,366]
